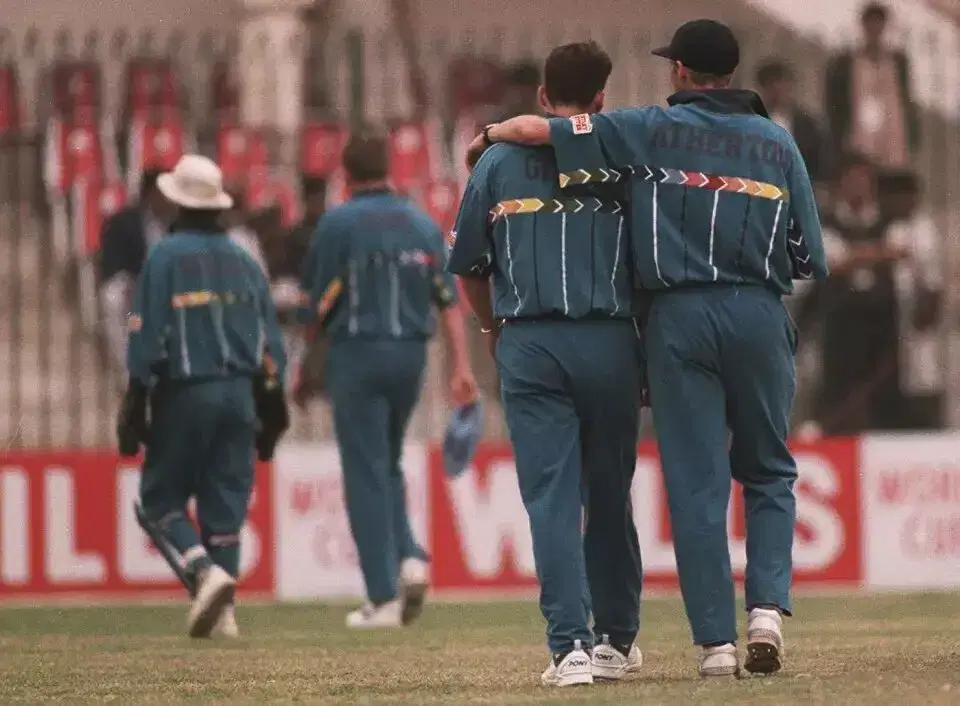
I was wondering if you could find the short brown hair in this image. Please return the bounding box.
[687,70,733,87]
[342,131,389,183]
[543,41,613,108]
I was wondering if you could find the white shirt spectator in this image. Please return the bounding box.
[886,212,943,395]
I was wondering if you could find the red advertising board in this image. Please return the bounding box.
[428,439,862,591]
[0,452,273,597]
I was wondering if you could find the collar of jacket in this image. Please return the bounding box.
[667,89,770,118]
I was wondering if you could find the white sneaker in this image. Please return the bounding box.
[187,565,236,639]
[591,634,643,681]
[540,639,594,687]
[745,608,783,675]
[699,643,740,678]
[346,599,403,629]
[399,558,429,626]
[213,604,239,639]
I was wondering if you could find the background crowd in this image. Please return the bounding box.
[0,0,951,446]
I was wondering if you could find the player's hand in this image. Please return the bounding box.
[466,134,488,170]
[117,381,149,457]
[448,365,478,408]
[255,381,290,462]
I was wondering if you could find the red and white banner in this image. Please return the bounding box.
[125,59,179,122]
[387,120,442,195]
[69,180,126,257]
[217,125,269,188]
[428,440,861,591]
[272,443,427,599]
[126,119,185,197]
[300,122,348,179]
[0,452,274,597]
[5,436,960,601]
[44,119,104,197]
[860,434,960,588]
[51,61,100,122]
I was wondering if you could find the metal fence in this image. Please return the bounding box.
[1,22,958,448]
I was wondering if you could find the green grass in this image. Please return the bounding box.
[1,594,960,704]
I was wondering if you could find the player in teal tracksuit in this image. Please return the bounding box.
[475,22,828,678]
[298,133,477,629]
[119,155,289,639]
[450,43,643,688]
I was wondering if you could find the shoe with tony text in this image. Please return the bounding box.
[744,607,783,675]
[591,634,643,681]
[540,639,594,687]
[699,643,740,678]
[346,599,403,629]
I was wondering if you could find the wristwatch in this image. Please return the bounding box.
[481,124,497,147]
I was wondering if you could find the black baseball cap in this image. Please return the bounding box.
[652,19,741,76]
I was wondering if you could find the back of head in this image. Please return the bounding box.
[653,19,740,90]
[507,61,540,90]
[755,59,793,89]
[542,41,613,111]
[342,131,390,186]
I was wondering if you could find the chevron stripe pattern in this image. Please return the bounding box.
[786,219,814,280]
[489,197,624,221]
[558,166,788,201]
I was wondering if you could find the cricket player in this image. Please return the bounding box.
[118,154,289,639]
[298,132,477,629]
[471,20,828,677]
[450,42,643,687]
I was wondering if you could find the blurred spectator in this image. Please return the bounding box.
[279,176,326,281]
[487,61,540,123]
[98,169,174,372]
[755,59,827,183]
[447,55,506,124]
[825,2,918,168]
[813,152,906,434]
[880,170,944,428]
[222,190,269,276]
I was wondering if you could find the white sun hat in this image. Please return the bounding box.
[157,154,234,210]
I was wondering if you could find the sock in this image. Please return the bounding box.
[157,510,203,556]
[182,545,213,592]
[204,533,241,578]
[553,640,591,664]
[597,633,632,658]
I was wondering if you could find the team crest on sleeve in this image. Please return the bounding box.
[127,314,142,332]
[570,114,593,135]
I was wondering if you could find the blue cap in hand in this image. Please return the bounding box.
[442,399,483,479]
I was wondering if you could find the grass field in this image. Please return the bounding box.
[1,593,960,704]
